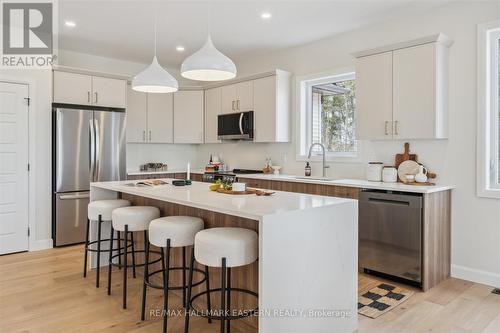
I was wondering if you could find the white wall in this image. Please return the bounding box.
[198,1,500,287]
[0,69,53,250]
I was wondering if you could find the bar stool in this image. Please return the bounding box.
[141,216,211,333]
[85,199,131,288]
[185,227,259,333]
[108,206,161,309]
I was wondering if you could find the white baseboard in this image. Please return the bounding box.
[29,238,53,251]
[451,264,500,288]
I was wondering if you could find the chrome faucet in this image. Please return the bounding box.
[307,143,330,178]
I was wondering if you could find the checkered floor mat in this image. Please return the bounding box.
[358,283,414,318]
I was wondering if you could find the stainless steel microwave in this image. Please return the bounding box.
[217,111,254,140]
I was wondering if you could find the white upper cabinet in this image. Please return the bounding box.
[53,70,127,108]
[126,87,147,143]
[173,91,204,144]
[220,84,237,114]
[91,76,127,108]
[354,34,451,140]
[355,52,393,140]
[126,86,173,144]
[147,93,174,143]
[204,87,221,143]
[53,71,92,105]
[220,80,254,113]
[253,72,291,142]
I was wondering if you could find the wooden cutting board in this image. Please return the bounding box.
[215,188,275,196]
[395,142,418,169]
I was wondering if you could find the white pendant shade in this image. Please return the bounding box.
[132,56,178,93]
[181,36,236,81]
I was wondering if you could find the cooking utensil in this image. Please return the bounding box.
[395,142,418,169]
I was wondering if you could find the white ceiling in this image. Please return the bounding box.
[58,1,449,68]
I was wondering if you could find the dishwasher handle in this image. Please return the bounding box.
[368,197,410,206]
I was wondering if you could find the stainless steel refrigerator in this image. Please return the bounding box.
[52,104,126,246]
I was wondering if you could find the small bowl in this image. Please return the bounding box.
[405,174,415,182]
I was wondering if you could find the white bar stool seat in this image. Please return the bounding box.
[149,216,204,247]
[194,227,258,268]
[112,206,160,232]
[88,199,130,221]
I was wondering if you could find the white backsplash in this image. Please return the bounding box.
[126,143,198,172]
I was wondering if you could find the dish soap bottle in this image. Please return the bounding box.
[305,162,312,177]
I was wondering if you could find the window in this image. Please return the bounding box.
[477,21,500,198]
[297,70,359,161]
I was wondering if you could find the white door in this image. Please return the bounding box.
[393,43,436,139]
[355,51,394,140]
[253,76,276,142]
[235,81,254,112]
[220,84,237,114]
[126,86,147,143]
[173,91,204,143]
[92,76,127,108]
[0,82,29,254]
[147,93,174,143]
[204,87,221,143]
[53,71,92,105]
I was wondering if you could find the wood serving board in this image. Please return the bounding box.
[215,188,275,196]
[401,181,435,186]
[395,142,418,169]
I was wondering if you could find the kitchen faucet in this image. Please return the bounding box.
[307,143,330,178]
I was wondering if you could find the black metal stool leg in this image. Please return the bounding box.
[220,257,227,333]
[163,239,171,333]
[96,215,102,288]
[131,232,137,278]
[123,225,128,309]
[227,267,231,333]
[107,226,115,295]
[205,265,212,324]
[83,218,90,278]
[182,246,187,308]
[140,230,150,321]
[184,249,195,333]
[117,231,122,269]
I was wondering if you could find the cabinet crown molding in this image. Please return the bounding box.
[352,33,453,58]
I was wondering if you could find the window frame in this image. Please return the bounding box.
[295,68,363,163]
[477,20,500,199]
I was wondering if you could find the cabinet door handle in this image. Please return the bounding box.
[87,91,90,103]
[385,121,389,135]
[232,100,235,111]
[394,121,399,135]
[149,130,152,141]
[237,99,240,110]
[142,130,146,141]
[94,92,98,104]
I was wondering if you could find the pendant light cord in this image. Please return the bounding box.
[154,13,157,57]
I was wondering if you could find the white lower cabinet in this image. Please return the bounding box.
[173,91,204,144]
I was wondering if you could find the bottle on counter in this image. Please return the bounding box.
[305,162,312,177]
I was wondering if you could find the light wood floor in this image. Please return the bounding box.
[1,246,499,333]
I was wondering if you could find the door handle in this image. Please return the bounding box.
[59,193,90,200]
[142,130,146,141]
[94,92,98,104]
[94,118,100,182]
[394,121,399,135]
[232,100,235,111]
[239,112,244,135]
[237,100,240,110]
[87,91,90,103]
[89,119,95,181]
[149,130,152,141]
[385,121,389,136]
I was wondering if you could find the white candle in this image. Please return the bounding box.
[187,163,191,180]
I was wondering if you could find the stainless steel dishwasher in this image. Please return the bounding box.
[359,190,423,287]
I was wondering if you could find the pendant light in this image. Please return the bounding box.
[180,5,236,81]
[132,18,178,93]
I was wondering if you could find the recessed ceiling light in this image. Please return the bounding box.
[261,12,271,19]
[65,21,76,27]
[176,46,185,52]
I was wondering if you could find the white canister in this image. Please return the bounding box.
[366,162,384,182]
[232,182,246,192]
[382,166,398,183]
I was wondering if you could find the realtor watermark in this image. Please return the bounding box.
[149,308,353,318]
[1,1,54,68]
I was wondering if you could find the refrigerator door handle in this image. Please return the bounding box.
[59,193,90,200]
[89,118,95,182]
[94,118,100,182]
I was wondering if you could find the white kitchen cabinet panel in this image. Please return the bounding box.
[355,52,393,140]
[234,81,253,112]
[220,84,237,114]
[174,91,204,144]
[253,72,291,142]
[53,71,92,105]
[147,93,174,143]
[92,76,127,108]
[204,87,221,143]
[126,87,147,143]
[393,43,446,139]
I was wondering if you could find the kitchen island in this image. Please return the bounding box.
[90,179,358,333]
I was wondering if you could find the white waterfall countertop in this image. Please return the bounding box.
[90,179,355,221]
